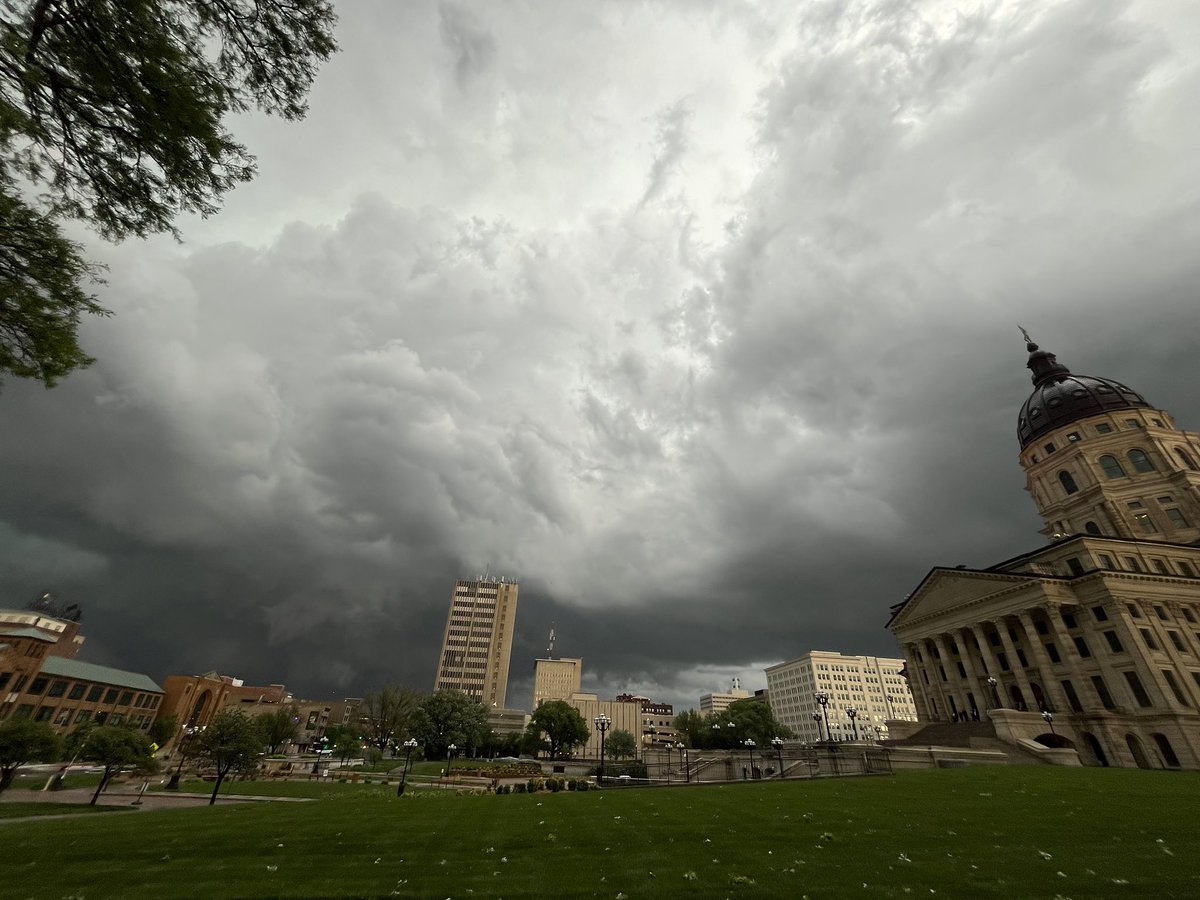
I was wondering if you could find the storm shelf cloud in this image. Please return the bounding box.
[3,0,1200,711]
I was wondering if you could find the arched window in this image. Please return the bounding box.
[1085,521,1102,535]
[1099,455,1125,479]
[1128,449,1156,473]
[1058,471,1079,495]
[1174,448,1199,472]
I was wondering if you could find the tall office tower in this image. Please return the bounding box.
[433,576,518,708]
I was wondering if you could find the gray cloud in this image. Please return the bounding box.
[2,0,1199,712]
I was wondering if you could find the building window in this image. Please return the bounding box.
[1175,448,1199,471]
[1059,471,1079,495]
[1133,513,1157,534]
[34,706,54,722]
[1090,676,1116,709]
[1046,643,1061,664]
[1099,455,1125,478]
[998,652,1010,671]
[29,677,48,695]
[1128,603,1143,619]
[1184,608,1197,624]
[1179,561,1196,577]
[1044,442,1057,454]
[47,681,67,698]
[1140,628,1159,650]
[1168,631,1188,654]
[1153,559,1169,574]
[1165,508,1190,529]
[74,710,91,725]
[1062,612,1078,629]
[1092,606,1108,622]
[1128,449,1156,473]
[1067,431,1081,442]
[104,689,118,704]
[0,673,9,691]
[86,686,103,702]
[68,684,85,700]
[1103,631,1124,653]
[14,705,34,719]
[1065,557,1084,576]
[1085,521,1102,535]
[1122,671,1153,707]
[1155,605,1169,621]
[119,691,133,706]
[1095,423,1113,434]
[1125,418,1142,428]
[1061,680,1083,712]
[1073,636,1091,658]
[1123,557,1143,573]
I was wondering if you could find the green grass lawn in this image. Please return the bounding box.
[1,767,1197,899]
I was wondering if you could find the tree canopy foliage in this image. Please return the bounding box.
[0,0,337,385]
[78,724,157,805]
[604,728,638,760]
[254,704,298,755]
[361,685,421,751]
[0,717,60,792]
[673,701,795,750]
[526,700,590,760]
[192,708,261,805]
[410,689,489,758]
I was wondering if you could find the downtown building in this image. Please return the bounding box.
[765,651,917,743]
[433,576,518,709]
[887,337,1200,768]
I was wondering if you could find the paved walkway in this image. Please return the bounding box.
[0,786,313,823]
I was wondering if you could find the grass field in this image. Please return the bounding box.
[1,767,1198,899]
[0,802,121,819]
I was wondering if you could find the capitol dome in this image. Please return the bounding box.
[1017,341,1152,449]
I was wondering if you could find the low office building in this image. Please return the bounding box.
[533,657,582,707]
[0,604,162,732]
[699,678,751,717]
[765,651,916,742]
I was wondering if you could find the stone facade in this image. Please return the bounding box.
[888,339,1200,769]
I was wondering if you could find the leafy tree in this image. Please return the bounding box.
[726,698,795,746]
[147,713,178,748]
[79,725,156,805]
[361,685,421,751]
[672,709,706,748]
[192,708,261,805]
[0,718,60,793]
[526,700,589,760]
[254,704,299,754]
[0,0,338,386]
[410,690,488,758]
[604,728,638,761]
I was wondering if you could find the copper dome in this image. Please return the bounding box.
[1017,342,1152,448]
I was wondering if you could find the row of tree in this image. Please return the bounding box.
[672,699,796,750]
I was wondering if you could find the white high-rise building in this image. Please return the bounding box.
[765,651,918,742]
[433,576,518,708]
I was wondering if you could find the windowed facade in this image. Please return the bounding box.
[1127,449,1156,473]
[1099,455,1126,478]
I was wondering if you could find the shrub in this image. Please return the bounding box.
[566,779,576,791]
[527,778,543,793]
[548,778,562,792]
[514,782,526,793]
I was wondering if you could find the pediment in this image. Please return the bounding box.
[890,569,1036,629]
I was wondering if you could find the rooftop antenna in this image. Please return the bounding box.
[547,623,556,658]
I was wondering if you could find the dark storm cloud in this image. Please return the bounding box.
[3,0,1199,712]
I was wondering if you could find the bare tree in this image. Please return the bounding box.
[360,686,421,751]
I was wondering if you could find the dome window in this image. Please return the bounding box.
[1174,448,1199,472]
[1067,432,1081,442]
[1044,442,1057,454]
[1128,449,1156,473]
[1099,455,1126,479]
[1085,521,1102,535]
[1059,471,1079,495]
[1095,423,1113,434]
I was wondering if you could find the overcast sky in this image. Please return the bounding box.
[3,0,1200,713]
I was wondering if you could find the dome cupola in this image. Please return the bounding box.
[1016,332,1152,449]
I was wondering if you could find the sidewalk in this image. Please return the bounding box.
[0,785,313,821]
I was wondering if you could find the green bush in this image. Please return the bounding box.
[527,778,543,793]
[566,779,576,791]
[548,778,561,792]
[514,782,526,793]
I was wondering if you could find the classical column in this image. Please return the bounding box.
[902,645,935,722]
[1110,605,1173,708]
[1015,610,1070,712]
[926,633,964,720]
[952,626,990,716]
[969,624,1006,708]
[993,617,1038,711]
[920,637,954,721]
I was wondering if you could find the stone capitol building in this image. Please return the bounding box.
[888,336,1200,769]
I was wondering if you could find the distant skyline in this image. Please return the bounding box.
[3,0,1200,715]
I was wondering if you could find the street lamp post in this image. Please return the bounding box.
[815,692,831,741]
[771,736,784,778]
[397,738,418,796]
[811,711,824,742]
[1041,710,1056,735]
[846,706,860,741]
[445,743,456,779]
[743,739,756,779]
[166,725,200,790]
[987,676,1000,710]
[594,714,611,787]
[675,741,689,783]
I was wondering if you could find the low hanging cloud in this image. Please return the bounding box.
[2,0,1198,711]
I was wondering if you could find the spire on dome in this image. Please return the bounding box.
[1021,327,1071,386]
